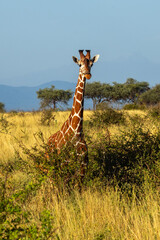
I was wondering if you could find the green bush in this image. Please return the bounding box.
[89,108,125,127]
[40,109,55,125]
[0,161,58,239]
[20,133,87,191]
[149,104,160,119]
[87,126,160,195]
[96,102,110,110]
[123,103,146,110]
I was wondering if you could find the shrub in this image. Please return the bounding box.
[20,133,87,191]
[96,102,110,110]
[89,108,125,127]
[149,103,160,119]
[40,109,55,125]
[0,158,59,239]
[123,103,146,110]
[87,126,160,195]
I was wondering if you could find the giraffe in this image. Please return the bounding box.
[47,50,99,175]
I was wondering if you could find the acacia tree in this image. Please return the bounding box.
[139,84,160,105]
[123,78,149,103]
[85,79,150,110]
[112,78,149,104]
[37,85,73,110]
[85,81,112,110]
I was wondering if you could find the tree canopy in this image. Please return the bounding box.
[139,84,160,105]
[85,81,112,110]
[37,85,73,110]
[85,78,150,109]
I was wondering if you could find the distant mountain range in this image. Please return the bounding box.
[0,81,78,111]
[0,54,160,111]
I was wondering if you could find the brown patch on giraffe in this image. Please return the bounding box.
[76,92,83,102]
[72,115,80,129]
[77,86,83,92]
[72,95,76,105]
[74,101,81,113]
[79,82,83,88]
[79,74,82,80]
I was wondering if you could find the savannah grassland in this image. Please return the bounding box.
[0,109,160,240]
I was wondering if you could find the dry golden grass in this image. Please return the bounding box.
[26,182,160,240]
[1,110,160,239]
[0,109,159,163]
[0,110,93,161]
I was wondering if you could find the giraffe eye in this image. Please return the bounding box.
[79,64,82,67]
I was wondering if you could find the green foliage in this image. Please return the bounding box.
[37,85,73,110]
[88,125,160,195]
[96,102,110,110]
[139,84,160,105]
[89,108,125,127]
[112,78,149,104]
[149,103,160,119]
[124,78,149,103]
[85,82,112,110]
[123,103,146,110]
[85,79,149,110]
[0,160,59,239]
[0,102,5,113]
[20,134,87,191]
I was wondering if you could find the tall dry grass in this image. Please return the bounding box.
[0,110,160,239]
[0,110,93,162]
[26,182,160,240]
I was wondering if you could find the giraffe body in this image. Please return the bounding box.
[48,50,99,170]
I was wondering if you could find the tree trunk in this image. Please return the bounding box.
[93,98,97,111]
[53,100,56,110]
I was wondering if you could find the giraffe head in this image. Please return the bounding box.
[72,50,100,80]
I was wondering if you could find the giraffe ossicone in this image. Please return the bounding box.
[47,50,100,169]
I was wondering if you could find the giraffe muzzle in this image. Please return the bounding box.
[84,73,92,80]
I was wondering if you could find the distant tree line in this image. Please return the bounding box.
[36,79,160,111]
[85,78,160,110]
[1,79,160,112]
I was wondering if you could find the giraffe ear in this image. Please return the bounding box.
[72,56,79,65]
[91,54,100,63]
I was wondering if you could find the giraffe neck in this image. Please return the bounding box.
[70,72,86,135]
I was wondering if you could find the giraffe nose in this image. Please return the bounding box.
[84,73,91,79]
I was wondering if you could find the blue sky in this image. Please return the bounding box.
[0,0,160,86]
